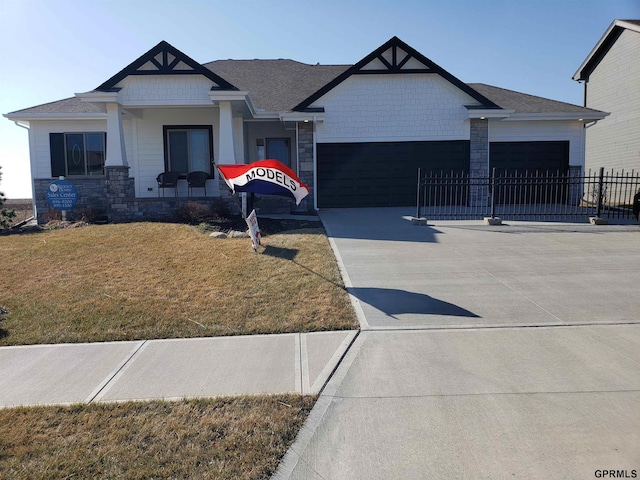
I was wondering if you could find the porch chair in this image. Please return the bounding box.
[156,171,180,197]
[186,171,210,197]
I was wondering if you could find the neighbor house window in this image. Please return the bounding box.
[163,126,213,176]
[50,132,106,177]
[256,138,290,166]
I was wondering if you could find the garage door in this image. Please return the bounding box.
[317,141,470,208]
[490,141,570,174]
[490,141,571,204]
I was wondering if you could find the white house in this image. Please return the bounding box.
[5,36,606,222]
[573,19,640,174]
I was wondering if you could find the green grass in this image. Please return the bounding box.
[0,221,358,346]
[0,395,316,480]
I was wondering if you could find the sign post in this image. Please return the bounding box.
[46,178,78,220]
[245,209,261,251]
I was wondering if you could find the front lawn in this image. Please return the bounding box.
[0,219,357,346]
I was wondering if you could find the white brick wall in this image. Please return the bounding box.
[116,75,215,105]
[585,29,640,172]
[314,74,480,142]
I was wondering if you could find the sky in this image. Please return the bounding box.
[0,0,638,199]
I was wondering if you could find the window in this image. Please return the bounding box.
[256,138,291,166]
[50,132,106,177]
[163,126,213,176]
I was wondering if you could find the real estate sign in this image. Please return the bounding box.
[46,179,78,210]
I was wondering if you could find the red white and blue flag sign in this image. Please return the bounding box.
[217,159,310,205]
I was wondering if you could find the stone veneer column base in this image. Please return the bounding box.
[295,121,315,213]
[469,118,489,207]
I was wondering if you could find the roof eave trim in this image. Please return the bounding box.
[4,112,107,121]
[501,112,609,121]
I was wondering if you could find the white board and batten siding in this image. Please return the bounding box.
[313,74,481,143]
[585,29,640,173]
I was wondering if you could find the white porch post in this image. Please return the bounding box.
[105,102,128,167]
[218,101,236,164]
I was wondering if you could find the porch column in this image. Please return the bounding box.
[218,101,235,164]
[469,118,489,207]
[105,102,128,167]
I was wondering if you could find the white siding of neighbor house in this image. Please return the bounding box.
[585,29,640,172]
[313,74,481,143]
[116,75,216,105]
[489,120,586,169]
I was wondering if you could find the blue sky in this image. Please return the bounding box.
[1,0,638,198]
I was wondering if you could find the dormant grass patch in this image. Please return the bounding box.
[0,221,357,346]
[0,395,316,480]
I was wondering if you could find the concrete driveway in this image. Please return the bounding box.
[275,208,640,480]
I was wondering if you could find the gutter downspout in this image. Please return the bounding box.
[13,121,36,220]
[313,116,318,211]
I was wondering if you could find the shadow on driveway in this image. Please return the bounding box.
[350,287,480,319]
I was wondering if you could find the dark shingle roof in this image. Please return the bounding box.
[7,63,600,117]
[8,97,104,115]
[468,83,601,114]
[204,59,349,112]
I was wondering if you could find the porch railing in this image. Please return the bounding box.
[416,167,640,221]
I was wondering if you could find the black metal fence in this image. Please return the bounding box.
[416,167,640,221]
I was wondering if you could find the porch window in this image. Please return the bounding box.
[50,132,106,177]
[256,138,291,166]
[163,126,213,177]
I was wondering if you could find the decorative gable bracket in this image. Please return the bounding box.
[96,41,238,92]
[293,36,501,111]
[357,42,432,74]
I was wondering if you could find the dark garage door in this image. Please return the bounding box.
[317,141,470,208]
[490,141,571,205]
[490,141,569,174]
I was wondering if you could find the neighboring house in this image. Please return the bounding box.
[573,19,640,174]
[5,36,605,222]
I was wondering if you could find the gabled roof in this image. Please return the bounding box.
[292,36,500,112]
[205,59,348,112]
[469,84,604,116]
[573,19,640,81]
[6,40,604,119]
[96,40,238,91]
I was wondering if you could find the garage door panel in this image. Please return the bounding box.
[490,141,570,173]
[318,141,470,208]
[490,141,571,205]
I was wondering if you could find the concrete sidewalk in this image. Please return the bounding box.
[274,208,640,480]
[0,330,357,408]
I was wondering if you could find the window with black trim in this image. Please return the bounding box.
[163,125,213,176]
[50,132,106,177]
[256,138,290,166]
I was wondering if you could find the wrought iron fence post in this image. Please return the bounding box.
[490,167,496,219]
[596,167,605,218]
[416,167,422,219]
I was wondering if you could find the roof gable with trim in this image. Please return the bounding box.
[96,40,238,92]
[293,36,500,111]
[573,19,640,81]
